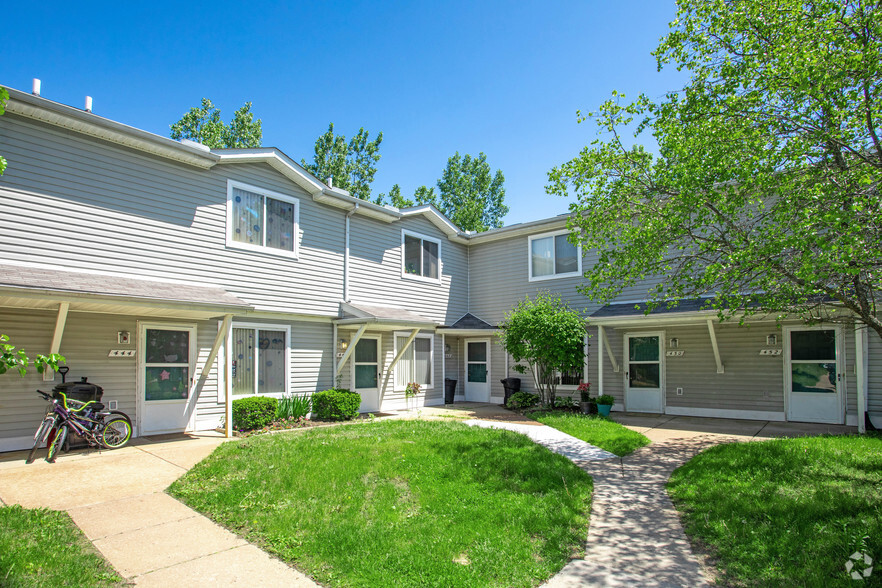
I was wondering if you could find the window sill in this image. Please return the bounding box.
[226,240,299,260]
[401,272,442,285]
[528,271,581,282]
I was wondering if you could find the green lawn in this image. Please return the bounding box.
[0,505,123,587]
[668,435,882,587]
[169,419,593,587]
[531,411,651,456]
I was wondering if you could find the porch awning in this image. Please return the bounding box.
[589,298,720,326]
[334,301,439,330]
[0,263,252,319]
[437,312,498,336]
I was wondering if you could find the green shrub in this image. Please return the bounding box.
[312,388,361,421]
[596,394,615,405]
[553,395,577,410]
[506,391,540,410]
[232,396,279,430]
[277,393,312,420]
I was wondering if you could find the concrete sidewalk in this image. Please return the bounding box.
[0,433,316,587]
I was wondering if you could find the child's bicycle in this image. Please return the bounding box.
[27,389,133,464]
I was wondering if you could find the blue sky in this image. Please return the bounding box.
[4,1,686,225]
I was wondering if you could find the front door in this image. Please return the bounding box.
[353,336,380,412]
[624,332,664,413]
[786,327,843,424]
[139,324,196,435]
[465,339,490,402]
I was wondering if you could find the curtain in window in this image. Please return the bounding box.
[404,235,422,275]
[531,237,554,277]
[257,330,286,394]
[423,240,439,279]
[554,234,578,274]
[232,327,255,395]
[232,188,263,245]
[413,337,431,385]
[265,199,295,251]
[395,336,412,388]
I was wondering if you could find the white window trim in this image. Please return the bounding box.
[527,229,582,282]
[226,179,300,259]
[553,334,589,391]
[401,229,442,284]
[228,322,292,398]
[393,331,435,390]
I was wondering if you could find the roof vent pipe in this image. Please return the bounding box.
[327,176,333,188]
[32,78,41,96]
[84,96,93,113]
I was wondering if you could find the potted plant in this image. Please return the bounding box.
[405,382,422,412]
[578,382,596,415]
[596,394,615,417]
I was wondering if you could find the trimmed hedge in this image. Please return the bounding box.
[231,396,279,430]
[506,391,540,410]
[312,388,361,421]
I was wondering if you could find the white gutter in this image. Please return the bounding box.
[344,203,359,303]
[856,326,868,433]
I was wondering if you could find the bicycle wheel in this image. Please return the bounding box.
[26,415,57,464]
[47,425,67,463]
[100,416,132,449]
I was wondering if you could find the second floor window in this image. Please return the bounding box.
[402,230,441,281]
[227,180,299,257]
[529,230,581,281]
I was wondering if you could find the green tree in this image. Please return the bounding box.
[376,184,415,208]
[170,98,262,148]
[548,0,882,339]
[432,152,507,232]
[302,123,383,201]
[498,293,586,407]
[0,87,9,175]
[0,335,64,377]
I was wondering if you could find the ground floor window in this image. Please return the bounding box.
[231,324,289,396]
[395,333,433,389]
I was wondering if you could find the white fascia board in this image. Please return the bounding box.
[5,87,219,169]
[589,311,723,327]
[399,205,466,239]
[215,149,325,195]
[436,328,500,337]
[465,215,572,245]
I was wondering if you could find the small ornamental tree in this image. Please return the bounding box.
[498,293,587,407]
[0,334,65,376]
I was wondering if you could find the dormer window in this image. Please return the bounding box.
[401,230,441,282]
[227,180,299,257]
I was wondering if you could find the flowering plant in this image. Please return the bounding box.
[578,382,592,402]
[405,382,422,398]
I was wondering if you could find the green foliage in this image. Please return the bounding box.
[552,396,578,411]
[311,388,361,421]
[499,293,587,407]
[170,98,262,148]
[0,87,8,175]
[430,152,507,232]
[302,123,383,201]
[596,394,615,406]
[276,393,312,420]
[532,411,650,457]
[669,436,882,585]
[548,0,882,339]
[170,420,592,587]
[231,396,279,431]
[0,334,65,377]
[0,505,123,586]
[506,391,540,410]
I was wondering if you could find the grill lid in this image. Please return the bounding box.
[52,377,103,396]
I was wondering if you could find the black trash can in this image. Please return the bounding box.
[500,377,521,406]
[444,378,457,404]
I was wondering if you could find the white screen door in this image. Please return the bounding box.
[624,333,664,413]
[786,328,842,424]
[465,339,490,402]
[353,337,380,412]
[139,324,196,435]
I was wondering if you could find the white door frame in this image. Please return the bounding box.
[136,321,198,436]
[623,331,665,413]
[464,338,491,402]
[783,325,844,424]
[352,335,382,412]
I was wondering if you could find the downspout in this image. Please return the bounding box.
[343,203,359,303]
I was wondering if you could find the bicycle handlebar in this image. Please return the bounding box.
[36,390,53,401]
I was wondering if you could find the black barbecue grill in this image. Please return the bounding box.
[51,368,103,403]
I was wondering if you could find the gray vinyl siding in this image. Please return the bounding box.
[0,114,344,316]
[661,323,785,414]
[586,326,625,406]
[193,320,222,430]
[348,215,469,324]
[869,332,882,415]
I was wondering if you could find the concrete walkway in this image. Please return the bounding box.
[0,433,316,587]
[465,419,618,461]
